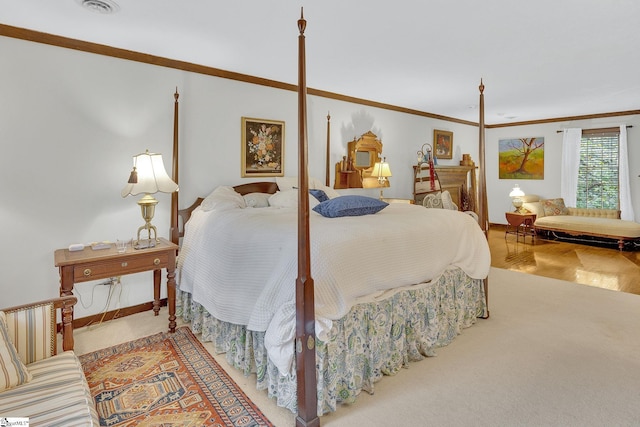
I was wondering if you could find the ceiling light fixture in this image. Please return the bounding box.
[77,0,120,14]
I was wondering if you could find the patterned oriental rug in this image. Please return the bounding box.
[79,326,274,426]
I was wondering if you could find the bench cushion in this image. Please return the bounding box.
[535,215,640,238]
[567,207,620,219]
[0,351,99,426]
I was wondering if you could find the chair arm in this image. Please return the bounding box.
[1,296,77,363]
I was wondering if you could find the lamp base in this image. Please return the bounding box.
[134,223,158,249]
[134,194,160,249]
[134,238,156,250]
[512,198,524,214]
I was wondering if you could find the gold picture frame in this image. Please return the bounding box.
[434,129,453,160]
[241,117,285,177]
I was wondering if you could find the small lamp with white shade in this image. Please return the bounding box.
[371,157,392,199]
[121,149,178,249]
[509,184,525,213]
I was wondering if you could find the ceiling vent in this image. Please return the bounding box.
[77,0,120,14]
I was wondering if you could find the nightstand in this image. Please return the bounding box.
[54,237,179,335]
[381,198,415,204]
[505,211,537,243]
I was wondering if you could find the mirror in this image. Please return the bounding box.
[354,150,373,169]
[334,131,385,189]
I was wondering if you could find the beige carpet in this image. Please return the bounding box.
[74,268,640,426]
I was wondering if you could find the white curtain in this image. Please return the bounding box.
[560,128,581,207]
[619,125,635,221]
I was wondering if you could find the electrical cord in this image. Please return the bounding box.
[76,278,114,309]
[83,277,123,330]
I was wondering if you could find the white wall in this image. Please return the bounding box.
[0,36,480,316]
[485,118,640,224]
[2,35,637,317]
[0,37,183,315]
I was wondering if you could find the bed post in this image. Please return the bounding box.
[478,80,488,234]
[295,9,320,427]
[170,88,180,246]
[478,79,490,318]
[326,112,331,187]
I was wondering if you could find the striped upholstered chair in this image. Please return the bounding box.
[0,296,99,425]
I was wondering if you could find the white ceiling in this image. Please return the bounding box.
[3,0,640,124]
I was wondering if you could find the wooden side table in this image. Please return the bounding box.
[381,198,415,204]
[54,237,179,340]
[505,211,537,243]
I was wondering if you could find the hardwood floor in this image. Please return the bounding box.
[488,225,640,296]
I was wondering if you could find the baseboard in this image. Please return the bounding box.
[489,223,507,231]
[70,298,168,329]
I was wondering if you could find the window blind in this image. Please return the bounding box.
[577,130,619,210]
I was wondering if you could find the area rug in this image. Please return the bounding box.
[79,326,273,426]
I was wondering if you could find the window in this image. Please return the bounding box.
[576,129,619,210]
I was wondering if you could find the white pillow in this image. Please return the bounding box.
[275,176,298,191]
[268,189,320,209]
[0,311,32,392]
[201,186,246,211]
[269,190,298,208]
[521,194,541,203]
[243,192,271,208]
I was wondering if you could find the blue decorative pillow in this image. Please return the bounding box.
[309,189,329,202]
[312,195,388,218]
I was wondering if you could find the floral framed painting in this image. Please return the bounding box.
[434,129,453,159]
[241,117,285,177]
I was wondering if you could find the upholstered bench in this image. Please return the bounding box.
[522,196,640,250]
[0,296,99,425]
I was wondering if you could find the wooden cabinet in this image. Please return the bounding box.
[413,164,478,214]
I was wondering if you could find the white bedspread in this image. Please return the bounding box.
[177,203,490,373]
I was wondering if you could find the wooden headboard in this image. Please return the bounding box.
[233,181,279,196]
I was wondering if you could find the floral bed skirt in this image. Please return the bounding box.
[176,266,487,415]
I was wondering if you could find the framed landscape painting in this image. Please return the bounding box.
[498,137,544,179]
[241,117,285,177]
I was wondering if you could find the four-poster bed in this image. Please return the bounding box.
[169,12,490,426]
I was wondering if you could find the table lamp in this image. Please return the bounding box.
[509,184,525,213]
[371,157,392,199]
[121,149,178,248]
